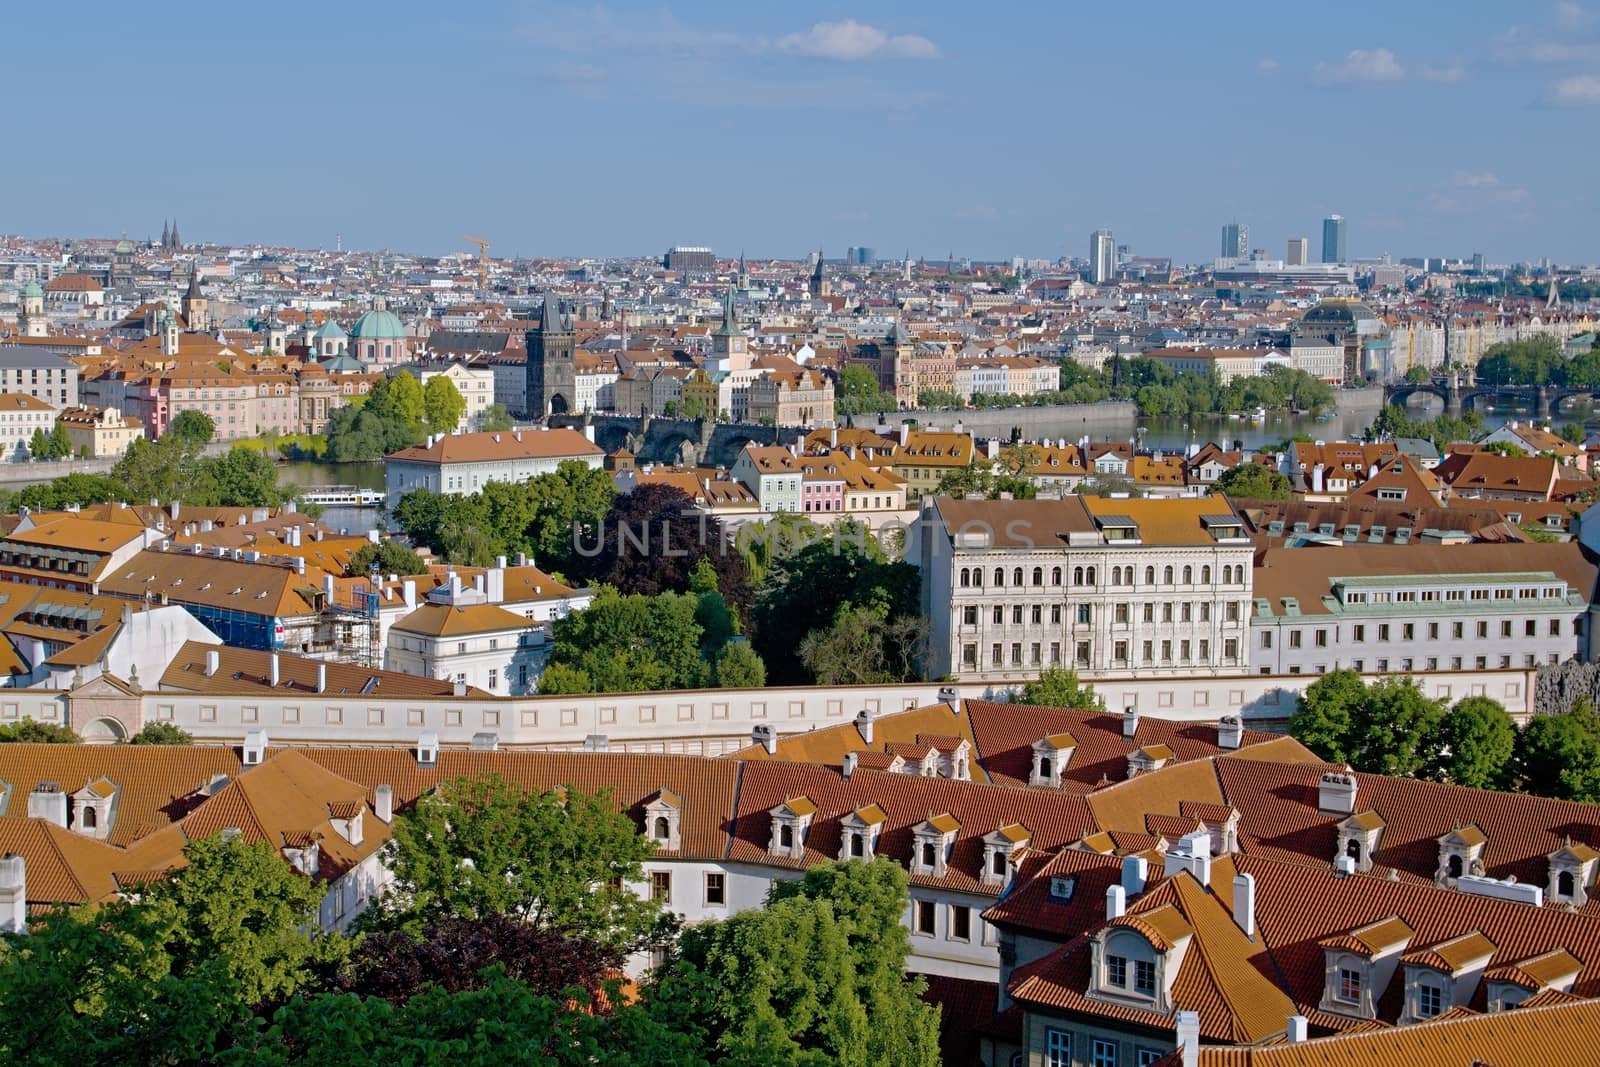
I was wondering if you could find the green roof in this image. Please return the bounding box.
[349,309,405,340]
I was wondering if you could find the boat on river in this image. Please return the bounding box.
[298,485,383,508]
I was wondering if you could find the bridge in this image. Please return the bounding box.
[548,411,804,468]
[1384,374,1596,419]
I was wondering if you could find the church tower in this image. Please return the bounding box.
[182,268,210,332]
[18,281,45,338]
[712,285,749,371]
[809,249,830,299]
[737,251,749,291]
[525,293,576,418]
[161,220,171,249]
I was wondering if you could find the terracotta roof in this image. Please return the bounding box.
[158,640,472,698]
[389,602,533,637]
[386,428,602,465]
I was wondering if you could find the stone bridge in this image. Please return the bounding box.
[550,412,805,469]
[1384,376,1595,419]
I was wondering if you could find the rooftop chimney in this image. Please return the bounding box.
[1217,714,1244,750]
[374,784,393,823]
[855,708,875,745]
[1318,772,1358,815]
[842,752,858,780]
[1177,1011,1201,1067]
[204,650,220,677]
[1106,883,1126,920]
[1286,1016,1308,1043]
[1121,855,1148,897]
[0,854,24,933]
[403,580,416,610]
[753,724,778,756]
[1234,871,1256,938]
[417,732,439,766]
[243,729,267,766]
[27,784,67,827]
[315,664,327,694]
[268,654,280,687]
[1122,705,1139,739]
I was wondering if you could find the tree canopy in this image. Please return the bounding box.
[1214,462,1292,500]
[168,409,217,444]
[1014,667,1101,709]
[345,540,429,578]
[422,375,467,433]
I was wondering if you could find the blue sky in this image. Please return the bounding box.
[7,1,1599,263]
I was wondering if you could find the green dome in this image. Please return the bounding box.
[21,281,42,298]
[312,318,347,339]
[350,309,405,340]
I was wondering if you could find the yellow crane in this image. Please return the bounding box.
[463,235,491,289]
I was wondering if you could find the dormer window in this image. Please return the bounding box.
[911,814,960,877]
[768,796,816,859]
[1336,810,1386,874]
[1399,931,1495,1024]
[1546,839,1599,906]
[837,805,886,862]
[1126,744,1172,779]
[1089,905,1190,1013]
[1436,825,1487,887]
[644,789,683,852]
[1030,734,1075,788]
[1317,915,1413,1019]
[981,823,1031,888]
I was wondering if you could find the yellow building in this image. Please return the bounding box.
[57,405,144,458]
[892,428,974,503]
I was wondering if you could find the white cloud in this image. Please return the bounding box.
[1255,58,1280,75]
[1552,73,1600,102]
[1315,48,1406,84]
[1427,171,1531,212]
[1421,61,1467,83]
[774,19,941,61]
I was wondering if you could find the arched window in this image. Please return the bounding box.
[921,842,936,867]
[1145,566,1155,585]
[1346,838,1361,862]
[960,568,971,588]
[1013,567,1024,586]
[1051,567,1062,586]
[654,816,670,841]
[82,806,97,830]
[1560,870,1576,897]
[780,824,794,849]
[994,567,1005,587]
[974,568,983,587]
[1039,756,1053,778]
[1202,566,1212,584]
[1448,854,1463,879]
[1032,567,1043,586]
[1086,567,1096,585]
[1073,566,1084,585]
[1182,565,1193,584]
[1163,566,1174,584]
[851,832,865,858]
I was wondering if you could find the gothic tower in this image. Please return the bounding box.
[809,249,830,299]
[182,268,210,332]
[712,285,749,371]
[525,293,576,418]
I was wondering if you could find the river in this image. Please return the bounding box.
[278,460,385,535]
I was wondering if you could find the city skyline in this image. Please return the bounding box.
[5,2,1599,263]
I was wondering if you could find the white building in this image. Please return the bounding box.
[384,427,604,510]
[0,393,58,461]
[386,574,547,697]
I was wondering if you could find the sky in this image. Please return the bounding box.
[6,1,1599,264]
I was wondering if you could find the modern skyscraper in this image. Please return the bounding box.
[1090,229,1115,284]
[1221,222,1248,260]
[1286,237,1309,266]
[1321,215,1347,264]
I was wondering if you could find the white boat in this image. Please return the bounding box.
[299,485,384,508]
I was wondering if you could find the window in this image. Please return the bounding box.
[1136,1051,1164,1067]
[963,606,977,626]
[1526,620,1538,637]
[704,872,726,906]
[1032,605,1043,625]
[1092,1038,1119,1067]
[1289,630,1302,649]
[1076,604,1091,625]
[1107,954,1128,987]
[1417,982,1443,1018]
[915,899,936,935]
[951,904,971,941]
[1402,624,1414,641]
[1134,959,1156,995]
[1337,968,1362,1003]
[1045,1029,1073,1067]
[1012,605,1024,625]
[993,606,1004,625]
[650,871,672,903]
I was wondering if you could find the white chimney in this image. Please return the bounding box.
[1217,714,1244,751]
[315,664,327,693]
[1177,1011,1201,1067]
[367,529,380,545]
[1106,883,1126,919]
[1286,1016,1308,1043]
[1122,706,1139,739]
[1318,772,1358,815]
[268,654,280,687]
[855,708,875,745]
[1334,854,1357,877]
[204,650,220,677]
[1121,855,1148,897]
[0,854,24,933]
[417,732,439,766]
[27,785,67,827]
[842,752,858,780]
[294,556,305,576]
[322,574,335,600]
[1234,871,1256,938]
[403,580,416,610]
[243,729,267,766]
[374,784,393,823]
[753,724,777,755]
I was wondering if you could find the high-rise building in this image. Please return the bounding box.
[1221,222,1248,260]
[1321,215,1347,264]
[1089,229,1115,284]
[1286,237,1309,266]
[662,246,715,273]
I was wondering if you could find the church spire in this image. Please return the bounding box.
[718,284,738,334]
[169,219,181,249]
[161,220,170,248]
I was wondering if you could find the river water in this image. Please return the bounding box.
[278,460,385,535]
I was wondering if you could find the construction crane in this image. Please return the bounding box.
[463,235,491,290]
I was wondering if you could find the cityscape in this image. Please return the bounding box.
[5,4,1600,1066]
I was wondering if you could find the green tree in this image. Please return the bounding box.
[202,446,287,507]
[714,641,767,688]
[542,588,706,693]
[26,427,49,460]
[144,834,341,1005]
[345,540,429,578]
[1015,667,1101,708]
[46,422,72,460]
[168,409,217,443]
[1433,696,1516,789]
[373,774,665,954]
[1214,462,1292,500]
[423,375,467,433]
[1404,365,1432,383]
[128,721,193,745]
[0,719,79,743]
[1560,421,1587,445]
[1289,668,1368,764]
[798,603,925,686]
[1480,441,1526,457]
[1349,677,1448,778]
[535,661,594,695]
[1515,703,1600,801]
[479,403,514,431]
[367,373,428,427]
[18,473,124,510]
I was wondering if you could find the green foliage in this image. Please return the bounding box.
[110,435,295,508]
[128,721,193,745]
[46,422,73,460]
[1214,462,1292,500]
[345,540,429,578]
[26,427,49,461]
[374,774,666,954]
[916,389,962,409]
[1480,441,1526,456]
[934,465,1037,500]
[714,641,767,687]
[0,719,79,743]
[326,376,429,461]
[1291,672,1449,778]
[1015,667,1101,709]
[1404,365,1432,383]
[1289,669,1369,765]
[1559,421,1587,445]
[17,473,124,510]
[1514,703,1600,802]
[168,409,217,444]
[145,835,342,1005]
[203,446,288,507]
[654,858,939,1067]
[1367,404,1486,449]
[836,365,896,415]
[422,374,467,433]
[1433,697,1516,789]
[1475,335,1564,386]
[479,403,514,431]
[541,587,718,694]
[798,603,925,686]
